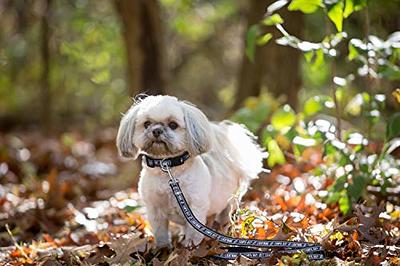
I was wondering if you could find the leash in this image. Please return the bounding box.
[159,160,325,261]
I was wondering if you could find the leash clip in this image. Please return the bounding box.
[160,159,177,183]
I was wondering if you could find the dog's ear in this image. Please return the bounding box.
[116,103,140,159]
[180,101,212,155]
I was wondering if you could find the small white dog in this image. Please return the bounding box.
[116,95,266,247]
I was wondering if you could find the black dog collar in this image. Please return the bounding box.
[143,151,190,168]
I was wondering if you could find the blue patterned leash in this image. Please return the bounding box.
[160,161,325,261]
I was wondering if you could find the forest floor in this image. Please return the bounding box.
[0,131,399,265]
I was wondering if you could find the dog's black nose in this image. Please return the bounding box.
[152,128,163,138]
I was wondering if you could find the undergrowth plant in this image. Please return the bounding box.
[232,95,400,214]
[233,0,400,214]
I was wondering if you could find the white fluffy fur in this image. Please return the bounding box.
[116,95,266,247]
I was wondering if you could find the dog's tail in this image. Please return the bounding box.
[218,121,268,180]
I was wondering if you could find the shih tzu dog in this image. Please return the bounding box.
[116,95,266,247]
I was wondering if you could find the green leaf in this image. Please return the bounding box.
[267,139,286,167]
[332,175,347,191]
[271,105,296,131]
[326,191,341,204]
[354,0,367,10]
[304,50,314,63]
[348,175,368,201]
[124,205,142,213]
[327,1,344,32]
[231,108,259,132]
[288,0,322,13]
[387,112,400,140]
[343,0,354,18]
[262,14,284,26]
[339,193,351,214]
[380,63,400,81]
[348,42,359,61]
[304,96,323,116]
[246,25,260,63]
[231,98,271,133]
[344,0,367,18]
[305,49,325,72]
[257,33,273,46]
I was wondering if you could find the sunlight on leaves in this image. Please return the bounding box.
[257,33,273,46]
[303,96,333,116]
[344,0,367,18]
[267,0,289,14]
[267,139,286,167]
[339,193,350,214]
[386,138,400,154]
[327,1,344,32]
[271,105,296,131]
[293,136,316,147]
[288,0,322,14]
[333,76,347,87]
[262,14,284,26]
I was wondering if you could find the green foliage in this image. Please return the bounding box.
[232,89,400,214]
[387,113,400,140]
[257,33,273,46]
[347,34,400,80]
[303,96,333,116]
[246,25,260,63]
[327,1,344,32]
[288,0,322,14]
[240,1,400,215]
[123,205,142,213]
[267,139,286,167]
[231,96,273,132]
[262,14,284,26]
[0,1,127,128]
[325,0,367,32]
[343,0,367,18]
[271,105,296,132]
[161,0,236,41]
[245,0,400,89]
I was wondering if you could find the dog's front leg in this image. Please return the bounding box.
[147,207,170,248]
[182,206,207,247]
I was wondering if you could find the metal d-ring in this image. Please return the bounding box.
[160,159,170,172]
[160,159,177,183]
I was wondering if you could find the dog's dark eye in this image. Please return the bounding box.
[168,121,178,130]
[144,121,151,129]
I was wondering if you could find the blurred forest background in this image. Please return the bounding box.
[1,0,398,133]
[1,0,400,264]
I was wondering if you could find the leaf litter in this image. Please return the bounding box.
[0,130,399,265]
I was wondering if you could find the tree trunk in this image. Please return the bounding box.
[234,0,303,110]
[264,4,303,110]
[40,0,52,132]
[115,0,166,96]
[234,0,267,109]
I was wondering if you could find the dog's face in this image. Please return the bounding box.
[117,95,212,159]
[133,98,186,157]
